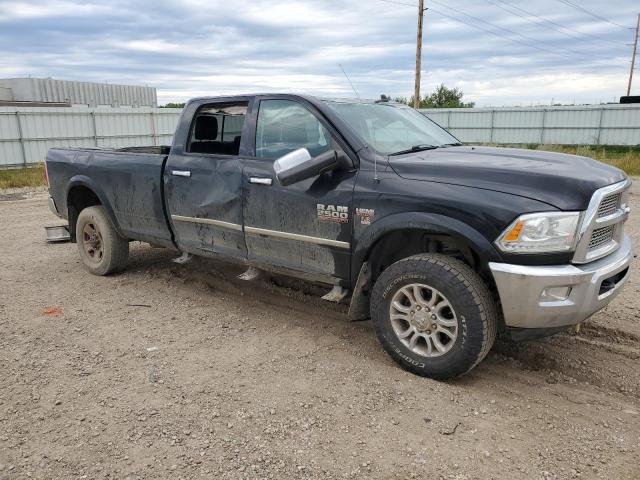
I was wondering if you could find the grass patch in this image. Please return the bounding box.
[0,164,46,189]
[536,145,640,176]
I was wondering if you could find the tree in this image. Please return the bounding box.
[161,102,185,108]
[422,84,474,108]
[388,84,474,109]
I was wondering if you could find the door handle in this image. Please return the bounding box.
[250,177,273,186]
[171,170,191,178]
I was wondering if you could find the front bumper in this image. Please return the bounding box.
[490,234,633,329]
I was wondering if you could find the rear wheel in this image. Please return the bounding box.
[76,206,129,275]
[371,254,497,380]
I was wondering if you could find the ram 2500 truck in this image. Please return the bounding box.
[45,94,633,379]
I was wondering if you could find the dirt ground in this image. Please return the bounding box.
[1,185,639,480]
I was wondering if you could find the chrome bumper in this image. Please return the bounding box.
[490,234,633,329]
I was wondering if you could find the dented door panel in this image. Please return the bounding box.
[164,153,246,260]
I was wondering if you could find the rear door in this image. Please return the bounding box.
[164,98,252,260]
[241,97,356,283]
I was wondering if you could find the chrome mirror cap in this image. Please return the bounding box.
[274,148,312,178]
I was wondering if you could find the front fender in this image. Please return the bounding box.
[350,211,502,286]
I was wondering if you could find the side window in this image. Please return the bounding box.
[256,100,331,159]
[187,102,248,155]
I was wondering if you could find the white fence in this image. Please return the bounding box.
[421,104,640,146]
[0,106,182,167]
[2,104,640,168]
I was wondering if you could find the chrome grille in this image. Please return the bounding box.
[597,193,621,218]
[573,179,631,264]
[588,225,615,250]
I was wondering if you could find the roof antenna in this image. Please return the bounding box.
[339,64,360,98]
[338,64,377,182]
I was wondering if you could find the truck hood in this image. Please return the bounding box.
[387,146,626,210]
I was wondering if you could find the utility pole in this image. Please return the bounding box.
[627,13,640,96]
[414,0,426,109]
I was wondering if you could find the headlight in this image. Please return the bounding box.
[496,212,581,254]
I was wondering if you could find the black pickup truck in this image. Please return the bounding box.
[45,94,633,379]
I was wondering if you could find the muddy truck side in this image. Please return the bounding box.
[45,94,633,379]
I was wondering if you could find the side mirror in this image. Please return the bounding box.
[273,148,339,186]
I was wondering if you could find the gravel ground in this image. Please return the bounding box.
[1,186,639,480]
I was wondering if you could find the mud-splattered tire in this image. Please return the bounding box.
[76,206,129,276]
[371,254,497,380]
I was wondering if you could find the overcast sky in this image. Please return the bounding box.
[0,0,638,106]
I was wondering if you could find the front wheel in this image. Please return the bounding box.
[371,254,497,380]
[75,205,129,276]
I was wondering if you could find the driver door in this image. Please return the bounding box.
[241,98,356,283]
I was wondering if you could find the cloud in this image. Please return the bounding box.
[0,1,111,21]
[0,0,637,105]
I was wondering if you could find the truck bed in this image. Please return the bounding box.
[46,147,174,247]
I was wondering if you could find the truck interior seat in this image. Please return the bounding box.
[190,115,241,155]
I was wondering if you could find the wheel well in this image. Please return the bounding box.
[67,186,101,242]
[367,229,478,282]
[349,228,503,328]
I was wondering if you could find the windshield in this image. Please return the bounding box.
[323,100,460,155]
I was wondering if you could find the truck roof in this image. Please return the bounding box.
[187,94,395,106]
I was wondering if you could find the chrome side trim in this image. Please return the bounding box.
[171,215,243,231]
[245,226,350,249]
[171,215,350,249]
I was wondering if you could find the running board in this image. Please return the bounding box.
[44,225,70,243]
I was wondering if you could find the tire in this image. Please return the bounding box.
[75,205,129,276]
[371,254,497,380]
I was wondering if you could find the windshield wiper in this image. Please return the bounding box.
[441,142,463,147]
[388,144,438,156]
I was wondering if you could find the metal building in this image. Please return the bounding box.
[0,77,157,107]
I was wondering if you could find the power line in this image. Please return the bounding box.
[486,0,624,48]
[555,0,633,30]
[385,0,627,47]
[378,0,418,7]
[427,0,600,59]
[377,0,628,67]
[426,7,577,59]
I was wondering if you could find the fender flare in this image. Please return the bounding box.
[65,175,125,237]
[350,211,501,286]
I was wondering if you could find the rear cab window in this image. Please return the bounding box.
[187,102,248,155]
